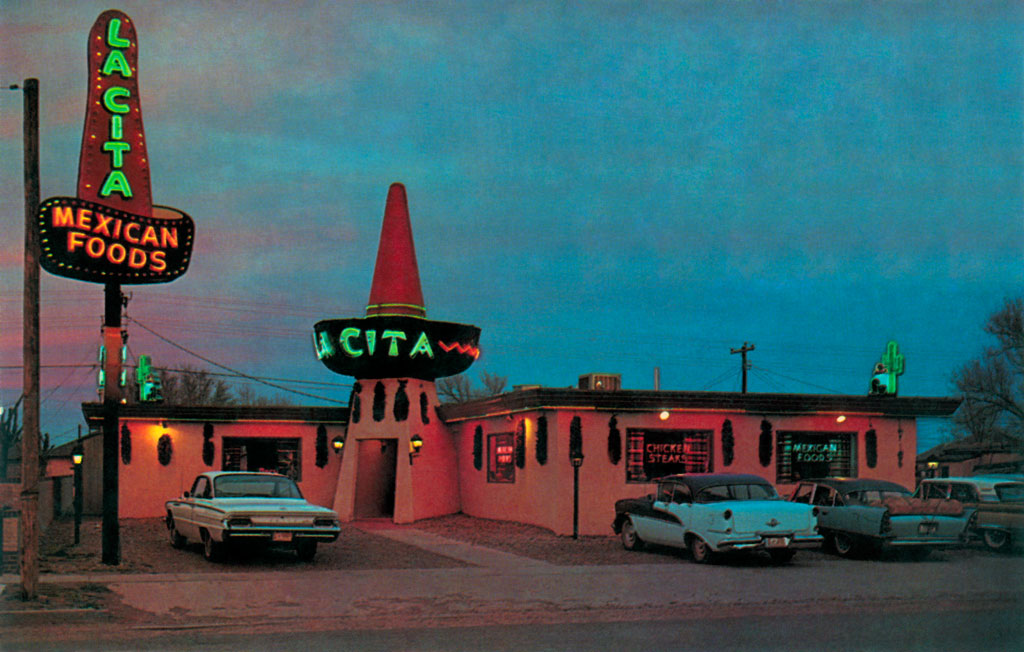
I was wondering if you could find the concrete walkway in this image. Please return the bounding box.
[366,526,555,570]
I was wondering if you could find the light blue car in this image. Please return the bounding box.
[612,473,823,564]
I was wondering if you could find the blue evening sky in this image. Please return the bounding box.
[1,1,1021,451]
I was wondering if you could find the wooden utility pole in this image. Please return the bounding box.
[730,342,755,394]
[19,78,40,600]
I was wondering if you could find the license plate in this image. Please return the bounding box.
[272,532,293,542]
[764,537,788,548]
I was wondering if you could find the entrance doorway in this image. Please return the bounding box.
[354,439,398,519]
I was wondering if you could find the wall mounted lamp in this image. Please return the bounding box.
[331,435,345,453]
[409,433,424,464]
[71,446,84,466]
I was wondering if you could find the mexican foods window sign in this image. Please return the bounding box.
[37,10,194,285]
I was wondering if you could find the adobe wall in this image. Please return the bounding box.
[116,418,346,518]
[454,408,918,537]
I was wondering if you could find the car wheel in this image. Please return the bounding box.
[689,536,716,564]
[983,529,1012,553]
[620,518,644,551]
[768,549,796,564]
[296,540,318,562]
[166,515,186,549]
[833,532,858,558]
[202,531,223,562]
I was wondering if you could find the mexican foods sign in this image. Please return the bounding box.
[37,10,194,284]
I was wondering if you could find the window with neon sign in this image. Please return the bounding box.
[775,431,855,484]
[626,429,713,483]
[487,433,515,483]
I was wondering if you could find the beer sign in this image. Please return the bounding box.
[37,10,194,285]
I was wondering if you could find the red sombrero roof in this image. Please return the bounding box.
[365,183,426,318]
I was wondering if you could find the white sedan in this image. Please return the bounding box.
[165,471,341,562]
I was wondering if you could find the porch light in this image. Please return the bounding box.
[331,434,346,453]
[409,434,424,464]
[72,446,84,466]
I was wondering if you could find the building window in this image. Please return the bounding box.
[776,431,855,484]
[626,429,713,483]
[222,437,302,482]
[488,433,515,483]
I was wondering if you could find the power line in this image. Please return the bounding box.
[126,317,348,405]
[748,364,844,395]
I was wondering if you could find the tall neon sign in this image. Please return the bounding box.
[36,10,194,284]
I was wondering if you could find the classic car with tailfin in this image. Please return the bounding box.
[612,473,822,564]
[790,478,975,558]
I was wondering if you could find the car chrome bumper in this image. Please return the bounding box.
[716,533,823,552]
[223,527,340,542]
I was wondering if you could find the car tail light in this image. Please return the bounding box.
[723,510,732,521]
[880,511,892,535]
[314,518,338,527]
[226,517,252,527]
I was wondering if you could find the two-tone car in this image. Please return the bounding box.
[790,478,975,559]
[915,476,1024,552]
[165,471,341,562]
[612,473,823,564]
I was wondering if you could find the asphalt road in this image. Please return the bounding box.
[8,604,1023,651]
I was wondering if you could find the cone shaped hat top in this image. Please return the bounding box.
[366,183,426,318]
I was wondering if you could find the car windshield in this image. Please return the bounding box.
[847,489,910,504]
[695,483,778,503]
[995,483,1024,502]
[214,474,303,499]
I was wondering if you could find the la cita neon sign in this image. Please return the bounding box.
[37,10,194,285]
[314,316,481,381]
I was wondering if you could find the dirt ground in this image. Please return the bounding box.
[31,512,678,577]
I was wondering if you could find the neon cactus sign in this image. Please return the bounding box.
[870,340,905,396]
[36,10,194,284]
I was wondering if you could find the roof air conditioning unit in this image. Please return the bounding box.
[578,373,621,391]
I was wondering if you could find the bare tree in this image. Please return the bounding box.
[951,297,1024,445]
[158,365,236,406]
[0,396,23,482]
[436,371,508,403]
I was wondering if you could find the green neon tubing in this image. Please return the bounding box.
[107,18,131,48]
[110,116,123,140]
[103,141,131,168]
[409,332,435,359]
[100,170,133,198]
[365,330,377,356]
[102,87,131,114]
[381,330,407,357]
[340,327,364,357]
[102,49,133,77]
